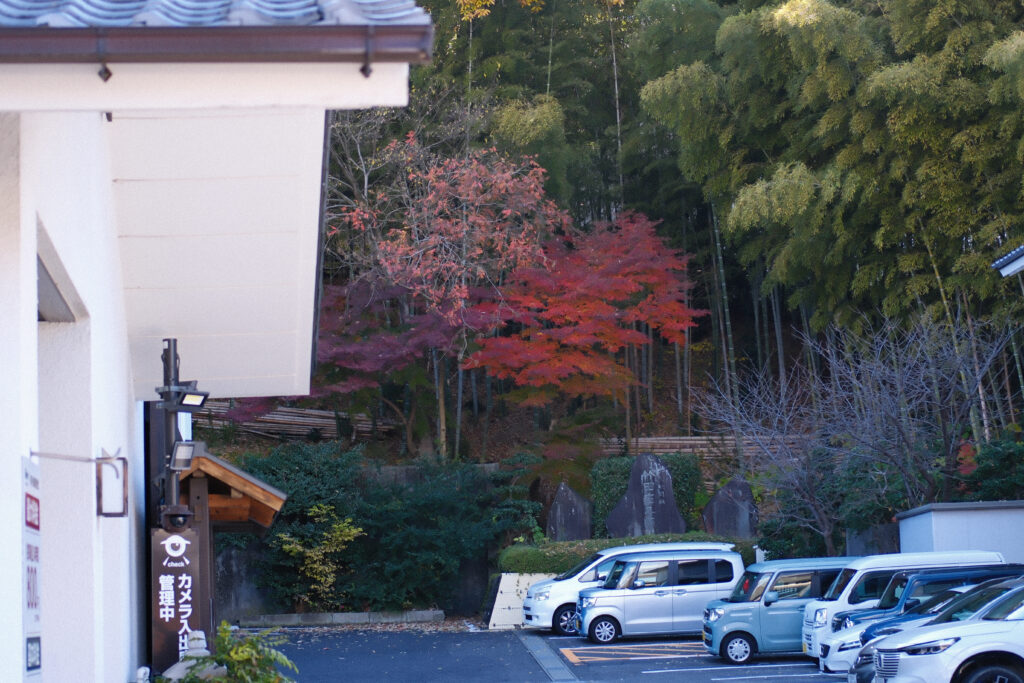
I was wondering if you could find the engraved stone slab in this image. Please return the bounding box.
[546,482,593,541]
[606,453,686,537]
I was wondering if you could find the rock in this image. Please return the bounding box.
[702,478,757,539]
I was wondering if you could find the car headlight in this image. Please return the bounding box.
[900,638,959,656]
[581,596,598,608]
[814,608,828,627]
[534,590,550,602]
[706,608,725,623]
[838,639,861,652]
[844,617,855,630]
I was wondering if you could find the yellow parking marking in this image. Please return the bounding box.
[560,641,706,665]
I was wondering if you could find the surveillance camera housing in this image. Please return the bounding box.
[160,505,193,531]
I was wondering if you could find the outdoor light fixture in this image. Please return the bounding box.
[170,441,196,471]
[156,380,208,412]
[178,384,208,409]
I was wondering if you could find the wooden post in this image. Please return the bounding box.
[187,473,215,643]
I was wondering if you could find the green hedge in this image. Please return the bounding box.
[498,533,758,574]
[238,442,537,612]
[591,453,704,534]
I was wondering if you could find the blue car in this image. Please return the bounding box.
[830,564,1024,634]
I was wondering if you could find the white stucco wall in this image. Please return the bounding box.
[12,111,140,683]
[33,110,138,682]
[0,112,39,682]
[897,501,1024,564]
[0,55,418,682]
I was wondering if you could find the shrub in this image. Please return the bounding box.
[238,442,538,612]
[966,439,1024,501]
[176,621,296,683]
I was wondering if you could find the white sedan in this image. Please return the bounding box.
[870,583,1024,683]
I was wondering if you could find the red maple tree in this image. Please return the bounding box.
[337,134,570,328]
[466,212,702,406]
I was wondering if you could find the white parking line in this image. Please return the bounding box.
[711,675,842,681]
[642,663,823,675]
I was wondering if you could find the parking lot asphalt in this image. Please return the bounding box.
[277,628,845,682]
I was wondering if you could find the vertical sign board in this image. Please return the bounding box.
[150,528,201,674]
[23,458,41,680]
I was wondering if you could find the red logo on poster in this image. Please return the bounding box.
[25,494,40,530]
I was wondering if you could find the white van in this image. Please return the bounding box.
[800,550,1005,662]
[522,542,735,635]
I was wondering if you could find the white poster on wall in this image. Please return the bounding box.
[23,458,41,680]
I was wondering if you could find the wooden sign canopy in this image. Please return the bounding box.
[179,454,287,535]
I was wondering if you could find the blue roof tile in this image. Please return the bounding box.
[0,0,429,27]
[993,244,1024,271]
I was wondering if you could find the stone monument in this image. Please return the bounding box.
[702,478,758,539]
[605,453,687,537]
[546,482,593,541]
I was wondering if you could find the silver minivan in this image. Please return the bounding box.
[522,542,735,635]
[577,548,744,643]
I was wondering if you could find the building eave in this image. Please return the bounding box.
[0,25,432,65]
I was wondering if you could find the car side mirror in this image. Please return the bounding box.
[597,574,606,582]
[904,598,920,611]
[632,580,647,589]
[763,590,779,606]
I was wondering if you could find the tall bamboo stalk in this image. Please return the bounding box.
[710,205,742,468]
[604,0,623,210]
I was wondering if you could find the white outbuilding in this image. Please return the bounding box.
[0,1,432,680]
[896,500,1024,564]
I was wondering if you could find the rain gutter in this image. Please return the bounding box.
[0,25,432,66]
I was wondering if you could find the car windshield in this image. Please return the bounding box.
[982,587,1024,621]
[822,568,856,600]
[727,571,773,602]
[876,576,908,610]
[907,588,966,616]
[603,560,636,589]
[932,585,1015,624]
[557,554,601,581]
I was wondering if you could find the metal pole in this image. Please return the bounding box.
[161,338,181,514]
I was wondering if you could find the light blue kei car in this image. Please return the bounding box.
[703,556,856,664]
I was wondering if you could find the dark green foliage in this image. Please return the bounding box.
[756,514,832,561]
[498,532,756,573]
[966,439,1024,501]
[590,457,633,534]
[590,453,705,535]
[661,453,705,529]
[239,443,538,612]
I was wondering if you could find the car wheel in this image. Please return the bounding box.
[721,633,754,665]
[552,604,578,636]
[960,663,1024,683]
[588,616,620,644]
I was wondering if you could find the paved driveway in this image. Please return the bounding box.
[277,628,844,682]
[278,628,545,682]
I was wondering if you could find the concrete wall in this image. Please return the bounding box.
[897,501,1024,563]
